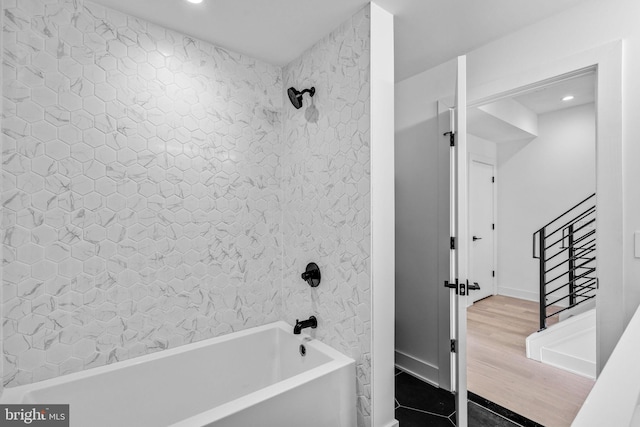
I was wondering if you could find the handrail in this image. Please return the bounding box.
[544,207,596,239]
[533,193,596,330]
[532,201,595,259]
[537,193,595,232]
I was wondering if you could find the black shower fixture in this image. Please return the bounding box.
[288,86,315,109]
[301,263,321,287]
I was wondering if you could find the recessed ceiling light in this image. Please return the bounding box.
[562,95,575,102]
[186,0,203,3]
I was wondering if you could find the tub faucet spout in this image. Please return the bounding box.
[293,316,317,334]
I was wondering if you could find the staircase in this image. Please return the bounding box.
[526,194,597,378]
[532,193,596,331]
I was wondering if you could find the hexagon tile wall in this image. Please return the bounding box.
[1,0,371,425]
[2,0,283,386]
[282,8,371,426]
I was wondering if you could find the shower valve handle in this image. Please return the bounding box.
[301,263,321,287]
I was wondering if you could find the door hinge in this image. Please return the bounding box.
[450,237,456,250]
[450,339,457,353]
[492,270,495,277]
[492,223,495,230]
[492,176,495,183]
[444,131,455,147]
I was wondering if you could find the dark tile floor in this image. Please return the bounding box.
[395,370,542,427]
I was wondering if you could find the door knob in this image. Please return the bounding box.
[472,236,482,241]
[468,282,481,291]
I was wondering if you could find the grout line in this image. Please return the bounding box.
[397,404,452,420]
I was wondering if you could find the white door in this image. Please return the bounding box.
[438,55,471,427]
[469,159,495,303]
[445,55,469,427]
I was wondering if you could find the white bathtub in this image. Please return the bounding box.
[0,321,356,427]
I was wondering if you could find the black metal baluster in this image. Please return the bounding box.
[568,224,575,306]
[539,228,546,331]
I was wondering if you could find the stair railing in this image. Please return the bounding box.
[532,193,596,330]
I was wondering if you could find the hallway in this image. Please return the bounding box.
[468,296,595,426]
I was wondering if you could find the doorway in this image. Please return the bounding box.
[394,40,623,427]
[468,157,495,304]
[466,70,597,426]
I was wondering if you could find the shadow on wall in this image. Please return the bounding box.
[394,117,442,379]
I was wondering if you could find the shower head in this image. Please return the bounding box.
[288,86,315,109]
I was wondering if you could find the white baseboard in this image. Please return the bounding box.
[394,350,439,387]
[498,286,538,302]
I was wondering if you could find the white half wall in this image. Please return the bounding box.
[497,103,595,302]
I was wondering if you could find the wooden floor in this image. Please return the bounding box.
[467,295,594,427]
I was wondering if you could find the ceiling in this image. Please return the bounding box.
[91,0,589,82]
[468,73,595,143]
[513,72,595,115]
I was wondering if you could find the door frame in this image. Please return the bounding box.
[452,55,468,426]
[468,154,497,303]
[467,40,623,375]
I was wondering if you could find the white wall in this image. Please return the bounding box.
[396,0,638,384]
[369,4,396,427]
[395,118,441,377]
[497,103,595,301]
[468,134,497,159]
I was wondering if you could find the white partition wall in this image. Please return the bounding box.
[370,3,396,426]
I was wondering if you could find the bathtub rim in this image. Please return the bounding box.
[0,320,354,403]
[170,357,355,427]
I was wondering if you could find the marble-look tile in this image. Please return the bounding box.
[2,1,373,425]
[2,0,282,388]
[282,6,371,426]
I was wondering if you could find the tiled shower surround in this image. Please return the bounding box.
[1,0,371,425]
[282,9,371,424]
[2,0,283,386]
